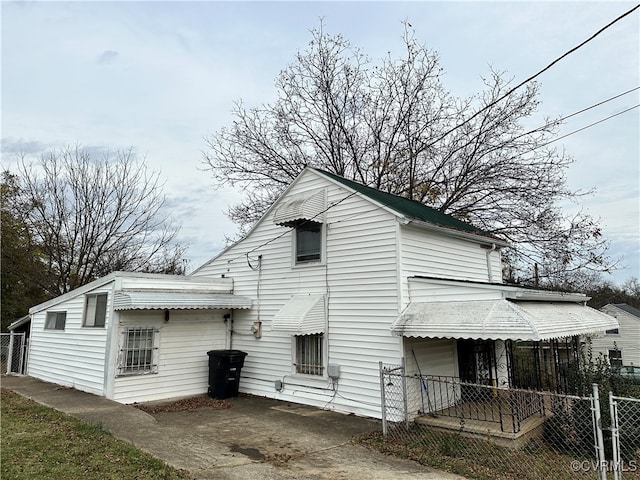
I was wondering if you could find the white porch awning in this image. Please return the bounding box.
[392,299,619,341]
[113,291,252,311]
[271,294,326,335]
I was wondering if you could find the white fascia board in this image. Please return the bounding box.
[191,169,315,274]
[408,276,590,303]
[400,219,509,248]
[29,272,235,314]
[29,273,119,315]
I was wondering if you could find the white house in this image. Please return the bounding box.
[590,304,640,368]
[18,167,618,418]
[191,167,618,417]
[24,272,251,403]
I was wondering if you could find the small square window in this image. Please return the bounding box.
[45,312,66,330]
[295,221,322,264]
[84,293,107,327]
[294,334,324,375]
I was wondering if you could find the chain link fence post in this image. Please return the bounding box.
[592,384,607,480]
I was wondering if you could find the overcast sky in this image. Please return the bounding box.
[2,1,638,283]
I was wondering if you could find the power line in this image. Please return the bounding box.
[440,86,639,162]
[431,4,640,147]
[222,96,638,266]
[540,104,639,147]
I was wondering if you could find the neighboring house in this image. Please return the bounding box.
[191,167,618,418]
[22,272,251,404]
[590,303,640,368]
[18,167,618,418]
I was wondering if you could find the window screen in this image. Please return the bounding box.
[295,221,321,263]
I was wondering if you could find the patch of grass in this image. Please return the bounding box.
[1,389,194,480]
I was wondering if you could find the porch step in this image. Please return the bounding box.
[415,413,546,449]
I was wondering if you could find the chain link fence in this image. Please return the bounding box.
[1,332,27,375]
[365,362,640,480]
[610,394,640,479]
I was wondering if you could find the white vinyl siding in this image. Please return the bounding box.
[407,277,504,303]
[404,337,459,417]
[28,284,113,396]
[590,305,640,367]
[112,310,227,404]
[399,225,502,308]
[194,171,402,418]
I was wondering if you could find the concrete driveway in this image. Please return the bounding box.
[2,375,464,479]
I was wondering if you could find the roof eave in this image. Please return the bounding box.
[401,218,509,248]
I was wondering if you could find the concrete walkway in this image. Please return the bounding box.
[2,375,465,480]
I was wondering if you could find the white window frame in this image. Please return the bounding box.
[45,311,67,330]
[293,333,325,376]
[292,220,325,266]
[118,327,159,376]
[83,293,108,328]
[608,349,623,368]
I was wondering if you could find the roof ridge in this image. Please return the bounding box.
[310,167,494,237]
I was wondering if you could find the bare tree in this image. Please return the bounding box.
[203,22,613,283]
[14,146,186,295]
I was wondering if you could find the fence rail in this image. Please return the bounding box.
[377,361,640,479]
[1,332,27,375]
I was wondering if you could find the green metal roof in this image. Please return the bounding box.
[312,168,493,237]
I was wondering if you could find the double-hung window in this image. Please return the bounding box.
[294,333,324,376]
[295,221,322,264]
[118,327,158,375]
[83,293,107,327]
[45,311,66,330]
[608,349,623,368]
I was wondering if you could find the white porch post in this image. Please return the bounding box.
[494,339,510,388]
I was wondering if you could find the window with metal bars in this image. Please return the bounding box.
[118,327,158,375]
[294,334,324,375]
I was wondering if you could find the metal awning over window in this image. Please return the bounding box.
[113,291,252,311]
[271,294,326,335]
[391,299,619,341]
[273,188,326,227]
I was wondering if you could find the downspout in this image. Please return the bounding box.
[485,243,497,283]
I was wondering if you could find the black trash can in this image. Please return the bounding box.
[207,350,247,399]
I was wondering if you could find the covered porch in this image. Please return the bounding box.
[390,290,618,443]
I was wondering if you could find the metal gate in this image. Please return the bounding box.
[1,332,27,374]
[609,392,640,479]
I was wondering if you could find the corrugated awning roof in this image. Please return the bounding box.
[273,188,326,226]
[392,300,619,341]
[113,291,252,311]
[271,294,326,335]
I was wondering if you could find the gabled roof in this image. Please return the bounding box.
[311,168,498,240]
[193,166,505,272]
[606,303,640,319]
